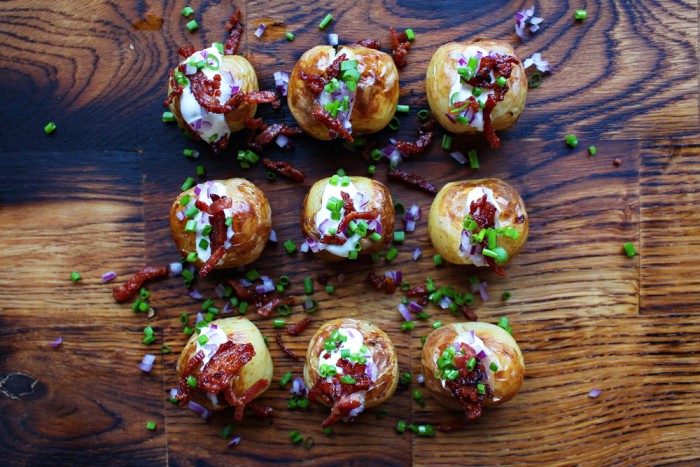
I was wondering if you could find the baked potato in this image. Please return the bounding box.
[301,175,394,261]
[429,178,528,271]
[422,322,525,418]
[175,317,273,417]
[287,45,400,141]
[426,39,527,148]
[304,318,399,427]
[170,178,272,277]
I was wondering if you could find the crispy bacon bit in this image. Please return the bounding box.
[247,401,274,419]
[437,419,466,432]
[317,272,330,286]
[485,257,506,277]
[163,65,188,107]
[308,358,373,427]
[444,344,494,420]
[482,96,501,149]
[255,123,302,148]
[387,170,438,194]
[613,157,622,166]
[189,71,279,114]
[322,391,366,428]
[199,245,226,278]
[470,194,497,230]
[178,45,196,58]
[340,191,355,213]
[198,342,256,393]
[227,279,256,301]
[176,350,204,403]
[275,333,304,361]
[224,9,244,55]
[262,158,306,183]
[319,234,347,245]
[419,115,436,132]
[351,39,381,49]
[257,296,294,318]
[389,26,411,68]
[299,71,326,94]
[287,316,312,336]
[461,306,478,321]
[112,266,168,303]
[368,270,396,294]
[224,378,269,421]
[245,116,264,130]
[393,131,434,158]
[312,109,354,142]
[336,210,378,236]
[209,211,227,253]
[406,285,428,296]
[325,53,347,80]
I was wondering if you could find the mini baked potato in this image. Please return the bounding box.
[301,175,394,261]
[422,322,524,417]
[175,317,273,415]
[287,45,400,141]
[429,178,528,271]
[170,178,272,277]
[426,39,527,148]
[304,318,398,427]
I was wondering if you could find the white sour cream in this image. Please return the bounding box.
[448,46,497,132]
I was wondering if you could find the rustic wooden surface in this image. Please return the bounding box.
[1,0,699,465]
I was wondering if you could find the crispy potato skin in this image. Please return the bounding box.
[303,318,399,408]
[426,40,527,134]
[428,178,528,266]
[287,45,400,140]
[168,55,259,135]
[301,176,394,261]
[170,178,272,269]
[176,317,273,410]
[422,322,525,409]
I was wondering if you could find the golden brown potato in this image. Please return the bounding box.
[426,40,527,147]
[170,178,272,274]
[301,176,394,261]
[304,318,398,426]
[429,178,528,268]
[287,45,400,140]
[167,45,259,150]
[422,322,525,410]
[176,317,273,410]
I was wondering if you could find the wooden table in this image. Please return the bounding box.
[1,1,699,465]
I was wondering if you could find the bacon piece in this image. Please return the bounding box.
[287,317,312,336]
[245,116,264,130]
[227,279,256,301]
[389,26,411,68]
[319,234,346,245]
[175,350,204,404]
[308,358,373,427]
[485,257,506,276]
[224,378,269,421]
[393,132,434,158]
[322,391,366,428]
[199,245,226,278]
[469,194,497,230]
[224,9,244,55]
[262,158,306,183]
[443,344,494,419]
[317,272,330,286]
[340,191,355,213]
[419,116,436,132]
[247,401,274,419]
[368,270,396,294]
[189,71,279,114]
[275,333,304,361]
[325,53,347,80]
[312,108,354,142]
[437,419,466,432]
[112,266,168,303]
[299,71,326,94]
[405,285,428,296]
[209,211,227,252]
[351,39,380,49]
[198,342,256,393]
[255,123,303,146]
[387,170,438,194]
[163,65,188,107]
[461,306,478,321]
[257,296,294,318]
[178,45,196,58]
[482,95,500,149]
[336,210,378,236]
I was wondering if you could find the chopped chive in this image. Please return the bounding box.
[575,9,587,20]
[181,6,194,16]
[198,334,209,346]
[70,271,81,282]
[339,375,356,384]
[225,217,233,227]
[284,239,296,254]
[433,321,442,329]
[219,424,235,439]
[182,219,196,232]
[245,269,260,282]
[529,72,542,88]
[318,13,333,29]
[490,362,499,371]
[143,335,156,345]
[623,242,637,257]
[146,421,157,431]
[348,250,358,260]
[196,165,205,177]
[502,291,512,301]
[162,112,175,122]
[565,134,579,148]
[433,254,443,266]
[285,32,295,41]
[368,164,376,175]
[405,28,415,41]
[183,326,193,335]
[412,389,425,407]
[388,116,400,130]
[186,252,198,263]
[180,313,189,325]
[139,288,150,300]
[370,149,383,161]
[325,285,335,294]
[181,177,195,191]
[44,122,57,134]
[186,19,198,31]
[303,277,313,294]
[280,371,293,387]
[418,109,430,120]
[393,231,405,243]
[468,149,479,169]
[238,301,248,314]
[386,248,398,261]
[397,420,407,433]
[273,318,285,329]
[266,171,277,181]
[588,145,597,155]
[477,383,486,395]
[441,134,452,151]
[187,375,197,388]
[396,104,410,113]
[496,76,507,87]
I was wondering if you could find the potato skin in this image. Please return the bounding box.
[170,178,272,269]
[176,317,273,410]
[429,178,528,266]
[168,54,259,136]
[301,176,394,261]
[287,45,400,140]
[422,322,525,409]
[303,318,399,409]
[426,40,527,134]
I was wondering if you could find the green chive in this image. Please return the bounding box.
[162,112,175,122]
[397,420,407,433]
[468,149,479,169]
[388,116,400,130]
[433,254,443,266]
[285,32,295,41]
[370,232,382,242]
[498,316,510,329]
[496,76,507,87]
[187,375,197,388]
[340,375,356,384]
[418,109,430,120]
[146,421,157,430]
[394,231,405,243]
[588,145,597,155]
[624,242,637,257]
[280,371,293,387]
[238,301,248,314]
[183,326,193,335]
[278,275,290,286]
[198,334,209,346]
[477,383,486,395]
[368,164,376,175]
[325,285,335,294]
[196,165,205,177]
[44,122,57,134]
[70,271,81,282]
[467,357,477,371]
[181,6,194,16]
[490,362,499,371]
[284,239,296,254]
[180,313,189,325]
[139,288,150,300]
[396,104,410,113]
[370,149,383,161]
[266,171,277,181]
[245,269,260,282]
[386,248,398,261]
[405,28,415,41]
[412,389,425,407]
[303,277,313,294]
[186,20,198,31]
[181,177,195,191]
[143,335,156,345]
[318,13,333,29]
[273,318,285,329]
[219,424,235,439]
[441,134,452,151]
[182,220,195,233]
[433,321,442,329]
[575,9,587,20]
[502,291,512,301]
[303,437,315,449]
[565,135,579,148]
[225,217,233,227]
[529,72,542,88]
[186,252,198,263]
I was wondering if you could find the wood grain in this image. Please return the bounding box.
[1,0,699,465]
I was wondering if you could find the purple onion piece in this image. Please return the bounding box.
[215,284,226,298]
[398,303,412,321]
[196,312,204,324]
[175,210,185,221]
[269,229,277,243]
[223,302,234,314]
[408,301,423,313]
[188,289,204,300]
[412,248,422,261]
[48,336,63,348]
[228,436,242,448]
[101,271,117,282]
[169,262,183,276]
[188,401,212,420]
[588,389,602,398]
[405,220,416,232]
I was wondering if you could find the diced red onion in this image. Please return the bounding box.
[175,210,185,221]
[417,374,424,384]
[290,376,309,396]
[382,144,397,157]
[273,71,289,97]
[318,219,331,235]
[239,278,252,287]
[478,282,489,302]
[514,6,543,39]
[306,237,320,253]
[188,289,204,300]
[193,185,202,196]
[328,33,338,46]
[450,151,467,165]
[227,436,242,448]
[275,134,290,148]
[101,271,117,282]
[48,336,63,348]
[254,24,266,38]
[188,401,212,420]
[223,301,234,314]
[522,52,551,73]
[170,388,178,399]
[196,312,204,324]
[138,354,156,373]
[256,276,276,294]
[300,242,310,253]
[477,349,487,359]
[269,229,278,243]
[444,112,457,124]
[412,248,422,261]
[405,220,416,232]
[210,324,218,329]
[460,230,471,253]
[438,296,452,309]
[337,272,346,283]
[385,270,402,285]
[404,204,421,222]
[169,262,183,276]
[302,297,315,311]
[366,361,378,382]
[588,389,602,398]
[398,303,412,321]
[215,284,226,298]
